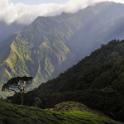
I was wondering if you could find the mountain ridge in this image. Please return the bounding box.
[1,2,124,93]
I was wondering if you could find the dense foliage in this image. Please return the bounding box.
[10,40,124,122]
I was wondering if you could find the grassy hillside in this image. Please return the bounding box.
[10,40,124,122]
[0,100,122,124]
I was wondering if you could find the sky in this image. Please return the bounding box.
[0,0,124,24]
[12,0,67,4]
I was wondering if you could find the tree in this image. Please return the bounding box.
[2,76,33,105]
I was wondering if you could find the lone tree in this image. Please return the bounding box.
[2,76,33,105]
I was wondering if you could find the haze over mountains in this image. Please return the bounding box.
[1,0,124,24]
[1,2,124,91]
[0,22,24,42]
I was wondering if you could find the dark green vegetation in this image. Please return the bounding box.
[10,40,124,122]
[51,101,91,112]
[1,2,124,93]
[0,100,122,124]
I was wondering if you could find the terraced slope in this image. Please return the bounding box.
[0,101,122,124]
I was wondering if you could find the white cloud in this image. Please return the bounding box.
[0,0,124,24]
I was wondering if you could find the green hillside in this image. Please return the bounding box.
[0,100,122,124]
[10,40,124,122]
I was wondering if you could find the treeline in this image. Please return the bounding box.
[9,40,124,121]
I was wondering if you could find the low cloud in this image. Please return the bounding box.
[0,0,124,24]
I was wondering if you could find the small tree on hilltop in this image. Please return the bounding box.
[2,76,33,105]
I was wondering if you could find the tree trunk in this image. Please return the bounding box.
[21,91,24,105]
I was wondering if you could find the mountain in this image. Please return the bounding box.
[1,2,124,91]
[0,20,71,90]
[0,100,122,124]
[31,2,124,60]
[11,40,124,122]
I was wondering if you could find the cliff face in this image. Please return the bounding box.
[0,32,70,88]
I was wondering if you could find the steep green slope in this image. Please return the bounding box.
[0,100,122,124]
[11,40,124,121]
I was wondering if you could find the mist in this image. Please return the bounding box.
[0,0,124,24]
